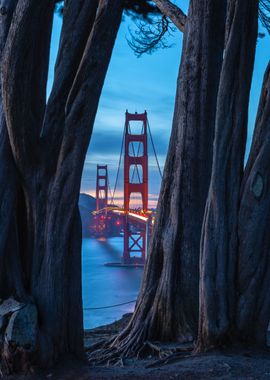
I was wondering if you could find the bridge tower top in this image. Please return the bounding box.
[124,110,148,213]
[96,165,108,211]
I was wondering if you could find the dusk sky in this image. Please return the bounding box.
[48,2,270,208]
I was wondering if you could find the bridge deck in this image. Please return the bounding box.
[93,207,152,225]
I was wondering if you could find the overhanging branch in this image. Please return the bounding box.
[127,16,174,57]
[152,0,187,32]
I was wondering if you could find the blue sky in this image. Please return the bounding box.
[48,2,270,207]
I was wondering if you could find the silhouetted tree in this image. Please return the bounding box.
[0,0,171,372]
[198,0,258,350]
[2,0,270,373]
[89,0,226,361]
[236,62,270,345]
[0,0,123,371]
[89,0,270,364]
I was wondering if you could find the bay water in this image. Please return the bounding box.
[82,237,143,329]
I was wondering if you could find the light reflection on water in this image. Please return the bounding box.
[82,237,143,329]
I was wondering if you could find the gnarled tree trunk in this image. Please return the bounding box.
[0,0,26,300]
[198,0,258,350]
[91,0,226,360]
[237,61,270,346]
[0,0,123,370]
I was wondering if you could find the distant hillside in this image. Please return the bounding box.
[79,193,96,237]
[79,193,96,210]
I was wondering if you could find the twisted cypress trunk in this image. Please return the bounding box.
[198,0,258,350]
[0,0,23,299]
[0,0,123,369]
[95,0,226,358]
[237,61,270,346]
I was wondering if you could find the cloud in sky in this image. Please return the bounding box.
[49,4,270,207]
[78,15,184,205]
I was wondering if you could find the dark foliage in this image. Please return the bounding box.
[55,0,158,19]
[55,0,270,48]
[128,0,270,56]
[127,16,174,57]
[259,0,270,33]
[123,0,159,21]
[55,0,64,16]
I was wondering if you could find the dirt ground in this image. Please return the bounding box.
[7,350,270,380]
[7,315,270,379]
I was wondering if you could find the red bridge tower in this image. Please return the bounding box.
[123,111,148,264]
[94,165,109,235]
[96,165,108,211]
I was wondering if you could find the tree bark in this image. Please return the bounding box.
[236,61,270,346]
[34,0,124,365]
[198,0,258,350]
[0,0,25,299]
[0,0,123,369]
[41,0,99,169]
[96,0,226,358]
[152,0,187,32]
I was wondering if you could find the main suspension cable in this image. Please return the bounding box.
[111,127,125,205]
[108,181,113,204]
[147,121,162,179]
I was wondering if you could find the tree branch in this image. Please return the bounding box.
[127,16,174,57]
[50,0,124,212]
[41,0,98,173]
[152,0,187,32]
[2,0,54,176]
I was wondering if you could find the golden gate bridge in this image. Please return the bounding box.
[92,110,162,267]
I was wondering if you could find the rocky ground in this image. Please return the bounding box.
[6,314,270,379]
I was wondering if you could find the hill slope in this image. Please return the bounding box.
[79,193,96,237]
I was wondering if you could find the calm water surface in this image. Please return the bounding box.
[82,237,143,329]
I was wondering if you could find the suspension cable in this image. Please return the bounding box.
[108,182,113,204]
[147,121,163,179]
[84,299,136,310]
[110,119,162,206]
[111,127,125,205]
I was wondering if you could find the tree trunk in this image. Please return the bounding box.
[35,1,123,365]
[0,0,123,369]
[41,0,99,169]
[236,61,270,346]
[98,0,226,358]
[197,0,258,350]
[0,0,24,299]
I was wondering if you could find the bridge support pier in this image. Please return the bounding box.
[123,218,146,265]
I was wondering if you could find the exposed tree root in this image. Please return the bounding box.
[87,332,194,368]
[85,338,110,353]
[145,351,194,368]
[0,341,34,377]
